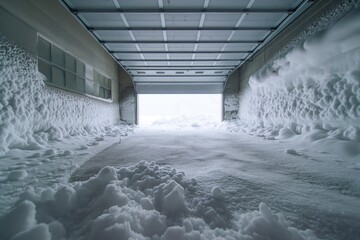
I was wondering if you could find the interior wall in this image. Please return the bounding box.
[0,0,135,109]
[234,0,359,138]
[0,0,136,155]
[119,70,137,124]
[223,0,348,122]
[238,0,353,95]
[223,69,240,120]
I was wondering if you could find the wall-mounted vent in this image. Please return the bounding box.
[214,71,223,74]
[176,71,184,74]
[195,71,204,74]
[137,71,146,74]
[156,71,165,74]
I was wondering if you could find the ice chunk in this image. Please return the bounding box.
[211,186,224,200]
[161,226,186,240]
[7,169,27,181]
[11,223,51,240]
[140,197,154,210]
[285,149,300,156]
[154,180,187,217]
[0,200,37,239]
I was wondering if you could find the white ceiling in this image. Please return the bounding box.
[61,0,312,93]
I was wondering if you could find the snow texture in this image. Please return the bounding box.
[0,35,121,156]
[237,7,360,152]
[120,86,136,123]
[0,161,320,240]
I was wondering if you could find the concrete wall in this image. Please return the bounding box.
[119,70,137,124]
[223,69,240,120]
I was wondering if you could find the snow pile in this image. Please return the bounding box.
[149,116,219,130]
[237,8,360,148]
[0,35,123,156]
[0,161,319,240]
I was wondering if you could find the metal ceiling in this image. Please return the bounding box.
[60,0,313,94]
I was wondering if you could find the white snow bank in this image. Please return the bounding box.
[148,116,219,130]
[0,161,320,240]
[235,7,360,153]
[0,35,124,156]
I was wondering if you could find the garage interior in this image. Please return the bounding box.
[0,0,360,240]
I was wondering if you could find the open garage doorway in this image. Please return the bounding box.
[137,94,223,125]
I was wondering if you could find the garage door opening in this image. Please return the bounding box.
[137,94,223,125]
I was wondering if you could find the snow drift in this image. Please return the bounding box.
[238,8,360,146]
[0,161,319,240]
[0,35,122,156]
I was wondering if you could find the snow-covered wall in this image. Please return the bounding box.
[237,3,360,140]
[0,36,120,155]
[223,69,240,120]
[120,86,137,124]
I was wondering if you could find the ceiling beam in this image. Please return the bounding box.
[119,59,243,62]
[126,65,236,69]
[72,9,293,14]
[134,81,225,84]
[132,75,228,77]
[91,26,273,31]
[110,50,251,54]
[103,40,262,44]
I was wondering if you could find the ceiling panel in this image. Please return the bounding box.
[78,13,125,28]
[231,30,270,41]
[63,0,116,9]
[203,13,243,27]
[142,53,167,59]
[241,13,288,28]
[197,43,225,51]
[218,53,248,59]
[164,13,202,27]
[137,43,166,51]
[168,43,196,51]
[167,30,198,41]
[200,30,233,41]
[105,43,138,51]
[194,53,219,59]
[169,53,194,59]
[251,0,303,9]
[132,30,164,40]
[207,0,250,9]
[224,43,258,51]
[116,0,158,9]
[60,0,313,93]
[163,0,204,10]
[125,13,161,27]
[94,30,132,41]
[114,53,142,59]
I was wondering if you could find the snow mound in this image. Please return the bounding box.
[0,35,133,156]
[0,161,319,240]
[149,116,219,130]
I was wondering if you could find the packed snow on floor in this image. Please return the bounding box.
[0,161,321,240]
